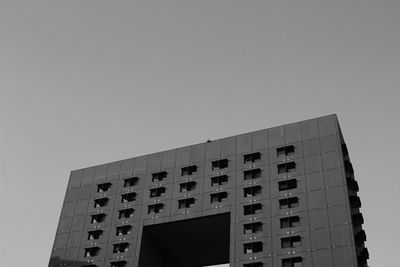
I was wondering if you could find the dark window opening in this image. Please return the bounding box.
[243,203,262,215]
[349,195,361,208]
[150,187,166,198]
[91,213,106,224]
[341,143,350,162]
[211,175,228,186]
[281,236,301,248]
[181,165,197,176]
[347,178,359,193]
[243,152,261,164]
[341,143,349,157]
[97,182,112,192]
[116,225,132,236]
[243,242,263,254]
[278,179,297,191]
[148,203,164,214]
[355,230,366,246]
[352,212,364,226]
[94,197,109,208]
[344,161,354,176]
[124,177,138,187]
[278,162,296,174]
[152,171,167,182]
[87,230,103,240]
[179,181,196,192]
[280,216,300,228]
[279,197,299,209]
[178,198,195,209]
[243,222,263,234]
[282,257,303,267]
[121,192,136,203]
[212,159,228,170]
[210,192,228,203]
[110,260,127,267]
[243,263,263,267]
[118,208,134,219]
[243,185,262,197]
[113,242,129,253]
[277,145,295,157]
[244,168,262,180]
[84,247,100,257]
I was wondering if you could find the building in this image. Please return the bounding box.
[49,114,368,267]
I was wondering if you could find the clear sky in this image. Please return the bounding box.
[1,0,399,266]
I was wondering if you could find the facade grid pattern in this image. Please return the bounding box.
[49,114,368,267]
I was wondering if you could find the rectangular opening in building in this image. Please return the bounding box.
[243,152,261,164]
[277,162,296,174]
[277,145,295,157]
[138,213,230,267]
[211,175,228,186]
[212,159,229,170]
[124,177,138,187]
[243,169,262,180]
[181,165,198,176]
[180,181,196,192]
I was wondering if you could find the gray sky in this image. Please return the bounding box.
[1,0,399,266]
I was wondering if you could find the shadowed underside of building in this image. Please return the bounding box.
[49,114,368,267]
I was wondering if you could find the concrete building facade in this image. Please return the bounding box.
[49,114,368,267]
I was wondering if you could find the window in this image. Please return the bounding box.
[347,177,359,193]
[152,171,167,182]
[113,242,129,253]
[84,247,100,257]
[243,263,263,267]
[243,185,262,197]
[148,203,164,214]
[211,159,228,170]
[344,161,354,176]
[91,213,106,224]
[243,203,262,215]
[243,168,262,180]
[150,187,166,197]
[354,230,366,246]
[277,145,295,157]
[243,242,263,254]
[178,198,195,209]
[280,216,300,228]
[349,195,361,208]
[281,236,301,248]
[110,260,127,267]
[279,197,299,209]
[180,181,196,192]
[181,165,197,176]
[278,179,297,191]
[116,225,132,236]
[118,208,134,219]
[243,152,261,164]
[87,230,103,240]
[94,197,109,208]
[210,192,228,203]
[352,212,364,225]
[243,222,263,234]
[277,162,296,174]
[97,182,112,192]
[211,175,228,186]
[282,257,303,267]
[121,192,136,203]
[124,177,138,187]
